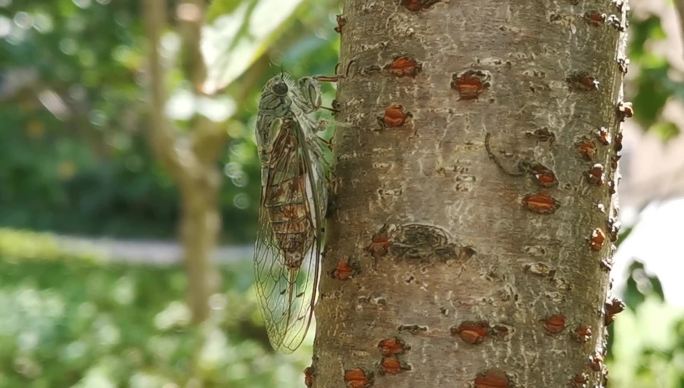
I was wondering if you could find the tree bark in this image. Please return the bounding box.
[144,0,225,323]
[313,1,628,387]
[179,168,222,324]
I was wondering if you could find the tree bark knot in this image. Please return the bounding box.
[381,223,476,262]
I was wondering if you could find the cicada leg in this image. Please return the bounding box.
[314,75,342,83]
[319,105,340,114]
[319,136,333,152]
[315,59,358,83]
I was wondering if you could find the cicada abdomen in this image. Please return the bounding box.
[265,119,317,269]
[253,73,329,352]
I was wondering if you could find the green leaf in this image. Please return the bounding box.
[649,121,680,142]
[632,62,670,126]
[616,225,633,247]
[624,260,665,309]
[629,16,666,60]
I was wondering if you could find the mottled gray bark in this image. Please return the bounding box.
[312,1,629,387]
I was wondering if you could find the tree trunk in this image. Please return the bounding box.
[144,0,225,323]
[313,1,629,387]
[179,171,222,323]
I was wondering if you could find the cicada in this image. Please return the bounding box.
[253,72,332,352]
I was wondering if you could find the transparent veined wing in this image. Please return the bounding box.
[253,115,328,352]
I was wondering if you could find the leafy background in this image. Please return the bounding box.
[0,0,682,387]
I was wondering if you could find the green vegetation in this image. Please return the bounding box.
[0,0,338,241]
[609,297,684,388]
[607,261,684,388]
[0,229,310,388]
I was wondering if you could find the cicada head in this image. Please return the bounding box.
[297,76,322,112]
[259,73,294,115]
[268,76,289,97]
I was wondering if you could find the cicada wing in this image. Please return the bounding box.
[253,215,319,352]
[253,118,326,353]
[255,113,273,155]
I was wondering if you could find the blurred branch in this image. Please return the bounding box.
[144,0,227,325]
[144,0,180,175]
[144,0,204,184]
[175,0,229,165]
[676,0,684,57]
[177,0,208,93]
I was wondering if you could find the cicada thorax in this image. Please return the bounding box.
[293,77,322,114]
[264,119,316,270]
[256,74,319,155]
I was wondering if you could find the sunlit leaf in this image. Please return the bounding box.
[202,0,305,94]
[205,0,245,21]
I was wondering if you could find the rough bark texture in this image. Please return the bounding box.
[313,1,628,387]
[144,0,224,323]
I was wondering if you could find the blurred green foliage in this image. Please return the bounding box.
[0,229,310,388]
[0,0,173,237]
[0,0,338,241]
[0,0,337,384]
[628,13,683,141]
[607,260,684,388]
[0,227,100,262]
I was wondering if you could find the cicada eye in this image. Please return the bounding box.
[272,81,288,96]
